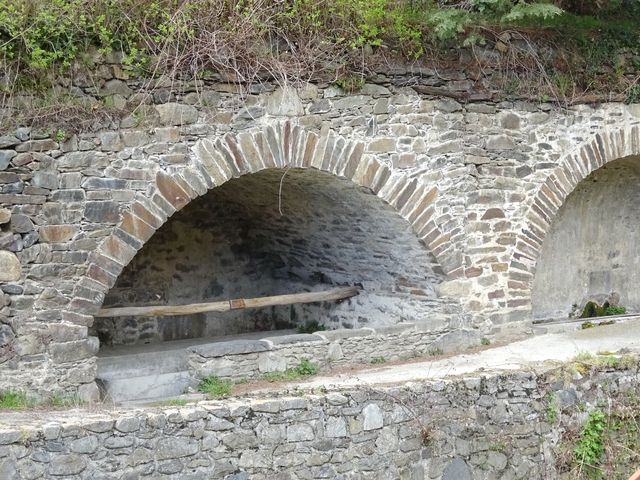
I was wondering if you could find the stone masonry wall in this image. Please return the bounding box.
[0,361,638,479]
[187,323,479,382]
[1,61,640,396]
[96,168,452,346]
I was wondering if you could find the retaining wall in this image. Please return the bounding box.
[188,323,480,381]
[1,361,638,479]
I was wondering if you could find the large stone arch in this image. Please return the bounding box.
[69,121,456,318]
[506,124,640,311]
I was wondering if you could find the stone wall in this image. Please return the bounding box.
[1,361,638,479]
[187,323,478,381]
[1,61,640,396]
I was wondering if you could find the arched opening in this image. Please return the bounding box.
[93,168,448,349]
[532,155,640,319]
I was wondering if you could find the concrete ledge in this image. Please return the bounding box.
[189,340,271,358]
[372,323,415,336]
[314,328,375,341]
[261,334,324,345]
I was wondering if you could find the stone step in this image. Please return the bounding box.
[99,371,191,403]
[97,347,192,403]
[97,348,188,381]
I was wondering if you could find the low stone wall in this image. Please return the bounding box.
[188,323,481,381]
[1,361,639,479]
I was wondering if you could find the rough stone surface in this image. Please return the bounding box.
[0,365,636,479]
[188,324,475,382]
[442,458,472,480]
[266,87,305,116]
[155,103,198,125]
[0,71,639,399]
[0,250,21,281]
[0,207,10,224]
[190,340,270,358]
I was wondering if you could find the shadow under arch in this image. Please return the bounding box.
[506,124,640,314]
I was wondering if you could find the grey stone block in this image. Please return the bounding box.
[189,340,271,358]
[262,334,323,345]
[442,458,472,480]
[372,323,415,335]
[314,328,374,341]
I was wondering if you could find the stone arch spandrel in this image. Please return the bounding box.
[505,124,640,309]
[71,121,458,317]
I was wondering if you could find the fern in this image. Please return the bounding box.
[502,2,564,22]
[428,9,472,41]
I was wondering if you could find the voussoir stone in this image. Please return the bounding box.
[0,251,21,281]
[190,340,270,358]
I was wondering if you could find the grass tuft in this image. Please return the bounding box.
[197,376,233,398]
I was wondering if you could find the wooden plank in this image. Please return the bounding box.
[95,287,360,318]
[629,468,640,480]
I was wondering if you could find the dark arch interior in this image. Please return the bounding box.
[93,168,449,347]
[532,155,640,319]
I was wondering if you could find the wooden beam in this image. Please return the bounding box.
[95,286,360,318]
[629,468,640,480]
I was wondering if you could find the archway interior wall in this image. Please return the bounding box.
[532,155,640,319]
[96,168,448,346]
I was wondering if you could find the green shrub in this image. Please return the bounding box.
[263,359,319,382]
[604,305,626,316]
[580,301,626,318]
[295,358,319,376]
[574,409,606,466]
[297,321,326,334]
[197,376,233,398]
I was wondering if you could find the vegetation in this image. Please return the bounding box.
[297,321,326,334]
[0,390,86,410]
[0,390,31,409]
[569,351,636,375]
[580,301,627,319]
[0,1,638,113]
[263,359,319,382]
[371,356,387,364]
[558,394,640,479]
[546,392,559,424]
[197,375,233,398]
[574,409,607,467]
[151,398,189,407]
